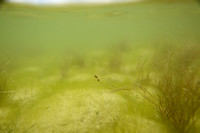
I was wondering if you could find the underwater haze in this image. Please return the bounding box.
[7,0,139,5]
[0,0,200,133]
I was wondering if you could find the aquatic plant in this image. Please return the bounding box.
[142,65,200,132]
[0,75,7,96]
[135,58,151,85]
[60,59,70,78]
[0,61,9,105]
[106,42,130,72]
[60,53,86,78]
[137,44,200,133]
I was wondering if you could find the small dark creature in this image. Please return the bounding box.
[94,75,100,82]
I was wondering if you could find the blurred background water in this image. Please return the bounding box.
[0,0,200,58]
[0,0,199,77]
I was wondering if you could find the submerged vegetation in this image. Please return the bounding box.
[94,43,200,133]
[3,42,200,133]
[136,44,200,133]
[0,1,200,133]
[2,43,200,133]
[0,61,9,106]
[1,47,200,132]
[153,64,200,133]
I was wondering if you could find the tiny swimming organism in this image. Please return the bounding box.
[94,75,100,82]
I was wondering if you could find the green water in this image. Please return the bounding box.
[1,2,200,54]
[0,1,200,133]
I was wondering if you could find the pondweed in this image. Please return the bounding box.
[0,61,10,105]
[138,44,200,133]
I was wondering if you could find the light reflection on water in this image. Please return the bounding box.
[7,0,141,5]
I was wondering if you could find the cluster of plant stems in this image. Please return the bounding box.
[137,44,200,133]
[98,43,200,133]
[0,61,9,105]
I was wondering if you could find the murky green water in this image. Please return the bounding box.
[0,1,200,133]
[1,2,200,56]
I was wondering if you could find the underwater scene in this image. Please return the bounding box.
[0,0,200,133]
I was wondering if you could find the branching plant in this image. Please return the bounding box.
[0,61,10,105]
[95,43,200,133]
[139,65,200,133]
[137,44,200,133]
